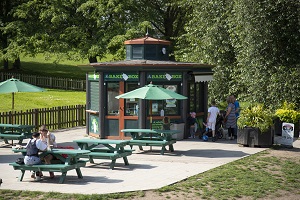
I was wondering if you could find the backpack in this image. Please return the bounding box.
[26,139,39,157]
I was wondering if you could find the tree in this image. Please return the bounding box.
[8,0,135,63]
[177,0,300,108]
[108,0,192,61]
[0,0,28,70]
[228,0,300,107]
[176,0,239,102]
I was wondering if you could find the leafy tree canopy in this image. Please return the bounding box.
[177,0,300,108]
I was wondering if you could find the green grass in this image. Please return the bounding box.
[0,148,299,199]
[1,54,113,79]
[0,89,86,112]
[156,149,300,199]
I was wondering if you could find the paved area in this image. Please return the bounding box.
[1,127,296,195]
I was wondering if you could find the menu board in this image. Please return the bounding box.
[90,81,99,111]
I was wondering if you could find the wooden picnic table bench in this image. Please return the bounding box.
[0,124,35,145]
[121,129,179,155]
[11,148,90,184]
[73,139,132,170]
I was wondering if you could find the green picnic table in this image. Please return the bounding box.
[0,124,35,145]
[121,129,179,155]
[73,139,132,169]
[11,148,90,184]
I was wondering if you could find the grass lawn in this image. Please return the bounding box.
[0,89,86,112]
[1,53,113,79]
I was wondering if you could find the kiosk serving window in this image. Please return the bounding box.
[107,82,120,115]
[149,84,180,116]
[125,83,139,116]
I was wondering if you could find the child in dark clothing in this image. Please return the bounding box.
[162,117,170,130]
[187,112,197,138]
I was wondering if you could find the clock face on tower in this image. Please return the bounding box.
[162,47,166,55]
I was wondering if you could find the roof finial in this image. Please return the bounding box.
[146,28,149,38]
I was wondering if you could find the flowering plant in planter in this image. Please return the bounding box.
[238,104,273,133]
[275,101,300,124]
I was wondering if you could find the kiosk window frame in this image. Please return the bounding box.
[106,82,120,116]
[147,83,181,116]
[124,82,139,116]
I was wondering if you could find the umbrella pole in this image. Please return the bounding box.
[149,100,153,151]
[12,92,14,110]
[12,92,15,125]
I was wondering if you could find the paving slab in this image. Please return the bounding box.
[1,127,297,195]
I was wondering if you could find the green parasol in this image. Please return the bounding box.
[115,84,187,100]
[116,84,187,128]
[0,77,45,110]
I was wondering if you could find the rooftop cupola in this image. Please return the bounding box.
[124,36,171,61]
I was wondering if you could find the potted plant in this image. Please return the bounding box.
[274,101,300,137]
[237,104,274,147]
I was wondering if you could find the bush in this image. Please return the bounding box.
[238,104,273,132]
[275,101,300,123]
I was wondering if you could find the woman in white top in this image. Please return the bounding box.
[39,125,57,148]
[39,125,57,178]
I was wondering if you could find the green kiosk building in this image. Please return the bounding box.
[86,36,214,139]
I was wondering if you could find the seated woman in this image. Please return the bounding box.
[39,125,57,178]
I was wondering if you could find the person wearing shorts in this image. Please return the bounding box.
[206,100,220,141]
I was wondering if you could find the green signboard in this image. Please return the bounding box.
[147,72,182,81]
[104,72,139,81]
[88,73,99,81]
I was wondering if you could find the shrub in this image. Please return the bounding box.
[275,101,300,123]
[238,104,273,132]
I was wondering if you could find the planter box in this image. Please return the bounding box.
[237,127,273,147]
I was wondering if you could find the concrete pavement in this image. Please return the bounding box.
[1,127,292,195]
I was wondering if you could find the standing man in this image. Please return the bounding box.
[231,95,240,138]
[206,100,220,142]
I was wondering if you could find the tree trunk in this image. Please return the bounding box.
[88,57,97,63]
[13,57,21,69]
[3,59,9,70]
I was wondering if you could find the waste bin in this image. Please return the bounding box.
[170,123,185,140]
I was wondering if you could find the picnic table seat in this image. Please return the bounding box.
[0,133,29,145]
[128,139,176,155]
[79,148,133,169]
[9,160,87,184]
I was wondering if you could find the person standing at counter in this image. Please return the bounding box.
[206,100,220,142]
[224,96,236,140]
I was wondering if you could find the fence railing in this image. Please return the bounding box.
[0,72,86,91]
[0,105,86,131]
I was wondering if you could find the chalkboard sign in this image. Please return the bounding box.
[90,81,99,111]
[151,120,163,130]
